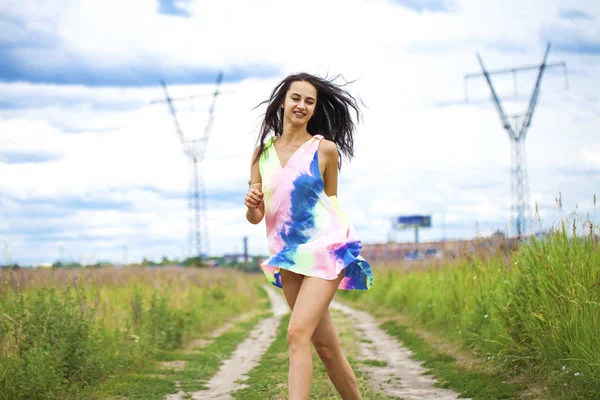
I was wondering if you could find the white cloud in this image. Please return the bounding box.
[582,147,600,167]
[1,0,599,265]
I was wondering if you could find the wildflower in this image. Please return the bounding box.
[484,314,488,319]
[574,372,580,376]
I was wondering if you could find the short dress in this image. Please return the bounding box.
[258,134,374,291]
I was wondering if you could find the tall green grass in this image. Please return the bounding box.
[344,223,600,399]
[0,266,261,400]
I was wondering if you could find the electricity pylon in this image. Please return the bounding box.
[152,72,225,260]
[465,43,567,238]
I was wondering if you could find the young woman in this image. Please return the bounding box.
[244,72,373,399]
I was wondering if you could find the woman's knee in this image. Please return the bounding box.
[312,335,338,365]
[287,321,311,347]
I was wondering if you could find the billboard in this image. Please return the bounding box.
[392,215,431,230]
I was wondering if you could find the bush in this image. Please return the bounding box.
[0,267,260,399]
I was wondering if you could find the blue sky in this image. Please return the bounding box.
[1,0,599,266]
[389,0,457,13]
[158,0,192,17]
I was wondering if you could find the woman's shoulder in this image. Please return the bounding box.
[252,136,275,154]
[317,137,338,156]
[263,135,276,148]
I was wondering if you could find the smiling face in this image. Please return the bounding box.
[281,80,317,126]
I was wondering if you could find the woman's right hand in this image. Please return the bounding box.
[244,188,263,209]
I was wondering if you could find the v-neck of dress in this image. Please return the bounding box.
[272,135,317,170]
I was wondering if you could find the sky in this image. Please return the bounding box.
[1,0,599,266]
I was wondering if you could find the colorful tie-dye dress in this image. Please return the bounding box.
[258,134,373,291]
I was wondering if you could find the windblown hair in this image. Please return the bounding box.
[253,72,362,168]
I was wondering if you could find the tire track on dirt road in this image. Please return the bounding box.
[330,300,468,400]
[164,310,261,400]
[188,285,288,399]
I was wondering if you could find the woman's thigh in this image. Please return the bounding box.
[288,272,345,339]
[281,269,340,347]
[280,269,305,311]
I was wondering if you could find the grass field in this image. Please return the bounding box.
[342,221,600,399]
[0,267,263,400]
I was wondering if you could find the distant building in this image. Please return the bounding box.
[362,234,516,262]
[202,259,218,267]
[222,254,248,264]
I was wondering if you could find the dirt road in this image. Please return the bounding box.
[166,285,466,399]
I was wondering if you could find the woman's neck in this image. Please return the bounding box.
[280,123,311,144]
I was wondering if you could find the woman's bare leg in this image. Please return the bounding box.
[280,269,361,399]
[280,268,304,311]
[311,311,362,399]
[281,270,345,400]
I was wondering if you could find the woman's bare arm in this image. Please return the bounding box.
[245,148,265,224]
[320,139,339,197]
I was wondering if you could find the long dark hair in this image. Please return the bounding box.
[253,72,362,167]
